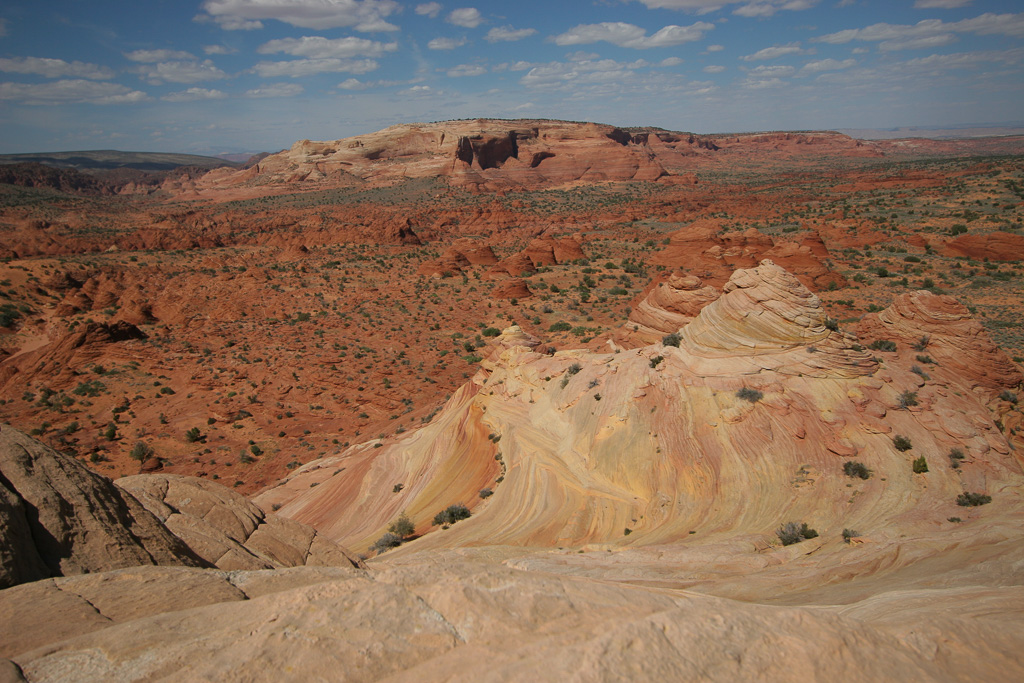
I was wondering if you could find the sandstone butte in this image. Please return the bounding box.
[4,260,1019,681]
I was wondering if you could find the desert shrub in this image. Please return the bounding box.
[909,366,930,381]
[129,441,152,461]
[103,423,117,441]
[549,321,571,332]
[392,483,404,493]
[912,456,928,474]
[999,390,1018,404]
[479,488,493,499]
[912,335,930,351]
[649,355,664,369]
[843,461,871,479]
[388,513,415,538]
[566,363,582,376]
[842,529,859,543]
[869,339,897,352]
[185,427,202,443]
[956,492,991,507]
[662,332,682,347]
[736,387,763,403]
[893,435,912,452]
[824,317,839,331]
[948,448,965,469]
[482,327,501,337]
[899,390,919,408]
[915,355,934,365]
[432,504,471,526]
[777,522,818,546]
[370,532,403,554]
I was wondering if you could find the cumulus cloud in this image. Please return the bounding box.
[252,57,378,77]
[447,7,482,28]
[136,60,228,84]
[427,36,466,50]
[162,87,228,101]
[204,45,236,55]
[706,44,725,51]
[244,82,304,97]
[703,64,726,72]
[486,26,536,42]
[552,21,714,49]
[740,44,804,61]
[521,58,640,88]
[447,63,487,77]
[416,2,442,17]
[879,34,957,51]
[198,0,401,32]
[0,57,114,80]
[660,56,684,66]
[258,36,397,58]
[0,79,148,105]
[125,49,196,63]
[799,58,856,74]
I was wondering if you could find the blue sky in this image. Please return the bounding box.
[0,0,1022,154]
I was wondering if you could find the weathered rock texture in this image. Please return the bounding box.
[0,427,204,589]
[116,474,364,571]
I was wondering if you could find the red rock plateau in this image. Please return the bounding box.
[2,119,1024,680]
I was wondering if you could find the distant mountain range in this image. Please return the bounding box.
[0,150,238,172]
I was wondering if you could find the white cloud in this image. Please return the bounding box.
[706,44,725,51]
[914,0,972,8]
[799,57,856,74]
[203,45,236,55]
[258,36,397,58]
[879,34,957,51]
[447,7,482,28]
[416,2,442,18]
[198,0,401,32]
[428,37,466,50]
[252,58,378,77]
[125,49,196,63]
[740,44,804,61]
[244,82,304,97]
[521,58,640,88]
[629,0,819,16]
[747,64,795,77]
[0,79,148,105]
[162,87,228,102]
[338,77,369,89]
[136,60,228,84]
[816,13,1024,46]
[0,57,115,80]
[447,63,487,77]
[552,21,714,49]
[703,64,726,72]
[486,26,536,42]
[660,56,684,66]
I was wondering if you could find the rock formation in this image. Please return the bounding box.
[943,231,1024,261]
[0,426,205,589]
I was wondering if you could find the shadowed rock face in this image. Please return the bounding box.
[0,426,206,589]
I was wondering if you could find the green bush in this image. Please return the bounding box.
[185,427,202,443]
[868,339,897,352]
[129,441,152,461]
[370,532,403,554]
[736,387,763,403]
[649,355,664,369]
[549,321,571,332]
[899,390,919,408]
[956,492,991,507]
[777,522,818,546]
[843,461,871,479]
[893,435,912,452]
[662,332,682,347]
[949,448,965,469]
[842,528,859,543]
[912,456,928,474]
[482,327,501,337]
[388,513,415,538]
[432,504,471,526]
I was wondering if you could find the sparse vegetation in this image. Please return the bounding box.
[777,522,818,546]
[662,332,682,347]
[432,504,471,526]
[956,492,991,507]
[843,461,871,479]
[912,456,928,474]
[736,387,763,403]
[893,435,912,452]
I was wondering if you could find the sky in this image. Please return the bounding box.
[0,0,1022,154]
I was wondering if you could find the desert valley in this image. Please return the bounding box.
[0,117,1022,680]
